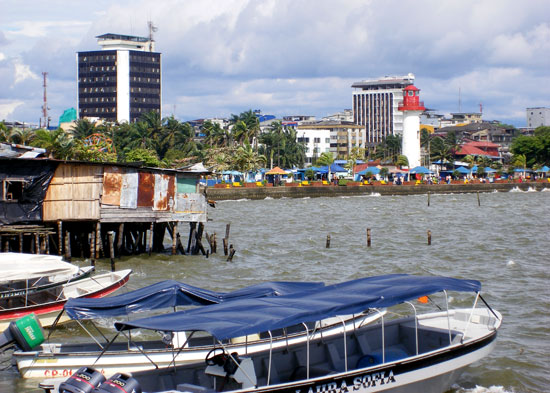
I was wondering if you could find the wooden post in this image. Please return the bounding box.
[227,244,236,262]
[477,191,481,207]
[213,233,217,254]
[3,236,8,252]
[64,231,71,262]
[117,223,124,258]
[223,238,228,256]
[95,222,101,260]
[108,231,115,271]
[367,228,371,247]
[19,234,23,253]
[427,230,432,245]
[427,192,431,207]
[91,230,96,267]
[326,234,331,248]
[148,222,154,256]
[176,233,185,254]
[171,222,177,255]
[34,233,40,254]
[58,220,63,255]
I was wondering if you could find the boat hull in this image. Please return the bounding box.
[0,270,131,331]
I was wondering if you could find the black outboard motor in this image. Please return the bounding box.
[0,313,45,351]
[92,373,142,393]
[58,367,106,393]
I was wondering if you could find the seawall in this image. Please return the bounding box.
[205,181,550,201]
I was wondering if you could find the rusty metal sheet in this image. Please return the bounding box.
[120,169,138,209]
[176,193,207,222]
[102,166,122,206]
[153,174,170,211]
[137,172,154,207]
[167,175,175,210]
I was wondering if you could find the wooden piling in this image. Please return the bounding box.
[148,222,154,256]
[3,236,8,252]
[19,233,23,253]
[223,238,228,256]
[227,244,236,262]
[213,233,217,254]
[427,230,432,245]
[172,222,177,255]
[91,230,96,267]
[108,231,115,271]
[477,191,481,206]
[95,222,101,260]
[58,221,63,255]
[427,192,431,206]
[64,231,71,262]
[224,223,231,255]
[34,234,40,254]
[367,228,371,247]
[326,234,331,248]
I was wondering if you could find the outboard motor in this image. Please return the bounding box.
[0,313,44,351]
[92,373,141,393]
[58,367,106,393]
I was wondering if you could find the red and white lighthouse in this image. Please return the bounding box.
[398,85,425,168]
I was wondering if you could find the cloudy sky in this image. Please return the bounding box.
[1,0,549,126]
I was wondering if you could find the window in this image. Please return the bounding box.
[2,179,26,202]
[314,137,321,143]
[325,138,331,143]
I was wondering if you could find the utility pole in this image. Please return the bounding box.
[41,72,50,129]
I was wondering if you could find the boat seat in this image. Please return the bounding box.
[356,345,409,368]
[176,383,213,393]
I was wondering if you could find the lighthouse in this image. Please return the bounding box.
[398,85,425,168]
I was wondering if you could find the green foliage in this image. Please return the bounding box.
[511,126,550,167]
[305,168,315,181]
[259,121,305,168]
[31,128,74,159]
[379,167,389,179]
[124,148,161,167]
[396,155,409,168]
[374,135,401,163]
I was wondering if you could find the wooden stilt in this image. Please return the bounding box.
[35,233,40,254]
[227,244,236,262]
[223,238,228,256]
[213,233,217,254]
[171,222,177,255]
[176,233,185,254]
[3,236,8,252]
[58,221,63,256]
[117,223,124,258]
[427,230,432,245]
[108,231,115,271]
[19,234,23,253]
[91,230,96,267]
[95,222,101,260]
[367,228,371,247]
[64,231,71,262]
[326,234,331,248]
[148,222,154,256]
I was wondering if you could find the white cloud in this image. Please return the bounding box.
[0,100,24,120]
[13,59,39,85]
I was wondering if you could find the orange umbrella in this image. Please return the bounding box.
[265,166,287,175]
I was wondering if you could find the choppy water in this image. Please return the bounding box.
[2,190,549,393]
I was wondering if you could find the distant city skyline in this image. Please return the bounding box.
[1,0,549,127]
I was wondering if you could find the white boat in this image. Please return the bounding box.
[41,274,501,393]
[0,269,132,331]
[15,280,351,379]
[0,253,94,300]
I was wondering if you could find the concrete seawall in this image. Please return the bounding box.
[205,182,550,201]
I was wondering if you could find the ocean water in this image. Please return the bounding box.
[2,190,549,392]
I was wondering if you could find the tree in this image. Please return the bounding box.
[346,147,365,176]
[11,128,35,145]
[317,152,335,180]
[125,148,161,167]
[511,153,527,177]
[396,155,409,168]
[234,141,266,179]
[31,128,74,159]
[511,126,550,167]
[70,119,96,139]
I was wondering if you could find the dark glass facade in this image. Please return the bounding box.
[77,50,161,123]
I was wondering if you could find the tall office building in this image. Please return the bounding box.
[351,74,415,146]
[77,33,161,123]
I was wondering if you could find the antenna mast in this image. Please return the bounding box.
[41,72,50,129]
[148,21,158,52]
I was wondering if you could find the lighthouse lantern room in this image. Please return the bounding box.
[398,85,426,168]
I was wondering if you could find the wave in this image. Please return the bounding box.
[526,187,537,192]
[509,187,523,193]
[454,385,514,393]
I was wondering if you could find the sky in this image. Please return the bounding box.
[1,0,549,127]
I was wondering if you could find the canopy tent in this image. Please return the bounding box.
[536,165,550,172]
[221,170,242,176]
[115,274,481,340]
[0,253,82,283]
[454,166,471,174]
[513,168,534,173]
[65,280,325,320]
[265,166,288,175]
[357,167,380,175]
[409,166,434,174]
[484,167,496,173]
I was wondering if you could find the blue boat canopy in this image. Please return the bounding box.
[115,274,481,340]
[65,280,324,320]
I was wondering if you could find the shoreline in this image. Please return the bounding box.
[205,181,549,201]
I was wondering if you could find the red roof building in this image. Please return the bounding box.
[455,141,500,157]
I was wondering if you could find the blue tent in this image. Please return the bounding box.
[484,167,496,173]
[513,168,533,173]
[536,165,550,172]
[409,166,434,174]
[318,164,348,173]
[115,274,481,340]
[357,167,380,176]
[64,280,324,320]
[455,166,471,174]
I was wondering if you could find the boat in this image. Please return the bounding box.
[43,274,501,393]
[0,253,94,301]
[0,269,132,331]
[15,280,370,378]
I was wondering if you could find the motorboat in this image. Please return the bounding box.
[0,253,94,301]
[42,274,501,393]
[0,269,132,331]
[15,280,360,378]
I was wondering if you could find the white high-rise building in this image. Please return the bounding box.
[351,74,415,145]
[77,33,161,123]
[526,107,550,128]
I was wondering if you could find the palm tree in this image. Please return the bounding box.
[31,128,74,159]
[512,154,527,177]
[396,155,409,168]
[317,152,335,181]
[70,119,96,140]
[232,121,250,146]
[11,128,35,145]
[234,141,266,180]
[240,110,260,150]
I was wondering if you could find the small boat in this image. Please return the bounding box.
[0,269,132,331]
[43,274,501,393]
[0,253,94,301]
[15,280,358,378]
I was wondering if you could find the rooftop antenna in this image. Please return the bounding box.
[41,72,50,129]
[148,21,157,52]
[479,102,483,114]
